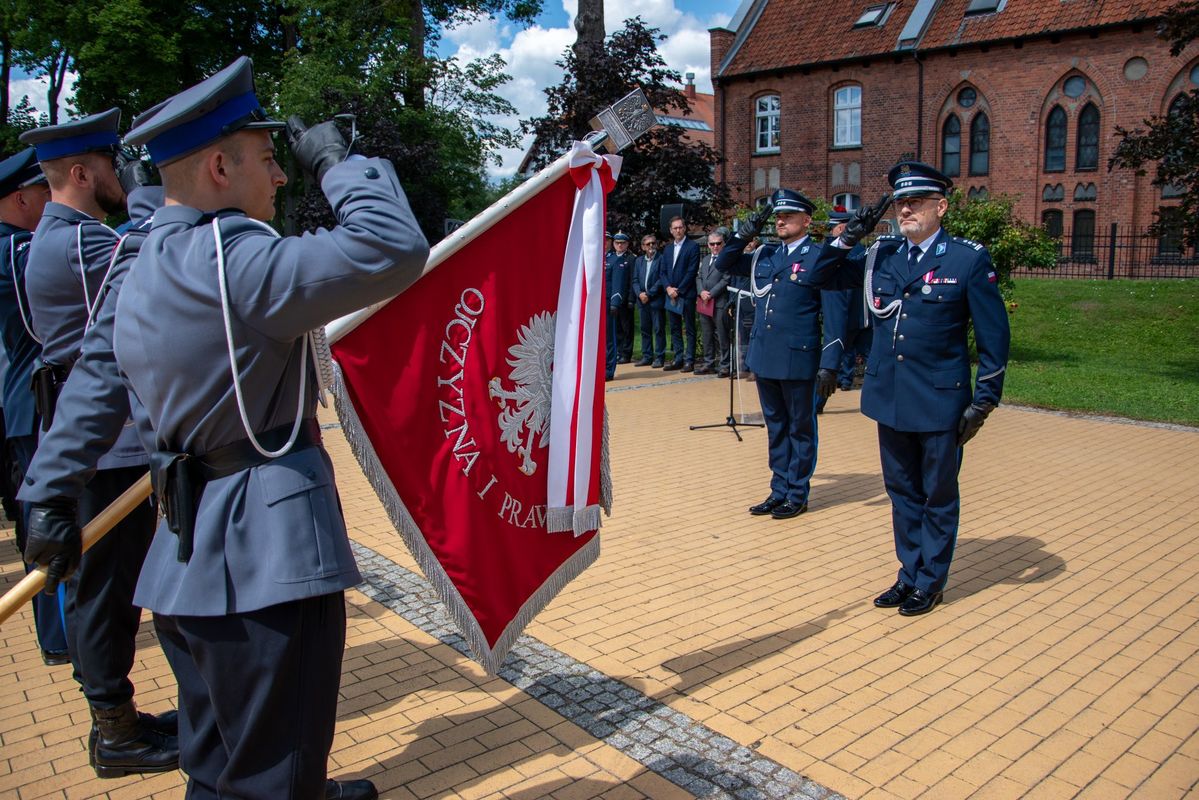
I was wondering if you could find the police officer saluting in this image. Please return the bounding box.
[113,56,427,798]
[18,109,178,775]
[714,189,845,519]
[820,161,1010,615]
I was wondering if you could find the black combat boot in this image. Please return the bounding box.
[326,779,379,799]
[91,701,180,778]
[88,707,179,767]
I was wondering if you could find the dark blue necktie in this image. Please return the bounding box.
[908,245,922,269]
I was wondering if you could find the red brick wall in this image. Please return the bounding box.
[713,27,1199,241]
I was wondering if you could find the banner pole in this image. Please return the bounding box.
[326,132,610,345]
[0,472,152,627]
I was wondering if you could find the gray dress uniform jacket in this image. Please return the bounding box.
[114,158,429,616]
[25,188,163,469]
[18,192,161,504]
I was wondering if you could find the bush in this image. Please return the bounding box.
[942,190,1058,301]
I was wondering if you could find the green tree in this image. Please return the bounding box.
[942,190,1057,300]
[523,17,731,235]
[1110,0,1199,245]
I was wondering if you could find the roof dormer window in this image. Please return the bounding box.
[854,3,894,28]
[964,0,1002,16]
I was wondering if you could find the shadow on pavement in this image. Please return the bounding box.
[660,602,868,694]
[949,534,1067,601]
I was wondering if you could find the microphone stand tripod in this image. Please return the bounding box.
[690,287,764,442]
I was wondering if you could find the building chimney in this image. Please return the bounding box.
[685,71,697,99]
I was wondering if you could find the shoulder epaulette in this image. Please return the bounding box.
[876,234,904,242]
[951,235,986,251]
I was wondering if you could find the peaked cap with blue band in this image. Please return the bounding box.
[123,56,284,165]
[19,108,121,162]
[0,148,46,197]
[888,160,953,200]
[770,188,815,215]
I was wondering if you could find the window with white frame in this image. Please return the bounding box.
[755,95,781,153]
[834,86,861,147]
[833,193,861,210]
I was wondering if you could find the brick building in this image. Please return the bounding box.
[709,0,1198,263]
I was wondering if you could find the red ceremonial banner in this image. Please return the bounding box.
[330,144,616,673]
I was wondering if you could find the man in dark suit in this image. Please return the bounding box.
[632,233,666,367]
[662,215,700,371]
[819,161,1011,616]
[695,227,731,376]
[714,190,844,519]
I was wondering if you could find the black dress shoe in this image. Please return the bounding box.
[873,581,915,608]
[899,589,943,616]
[770,501,807,519]
[41,648,70,666]
[662,361,683,371]
[681,361,695,373]
[635,358,653,366]
[326,779,378,800]
[748,497,783,515]
[717,370,730,378]
[651,359,663,368]
[618,357,632,364]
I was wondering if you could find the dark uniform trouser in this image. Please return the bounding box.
[605,306,618,379]
[155,593,346,800]
[667,305,696,364]
[756,378,819,505]
[698,303,730,370]
[68,465,156,706]
[877,424,963,594]
[638,304,666,360]
[617,305,634,361]
[8,434,68,652]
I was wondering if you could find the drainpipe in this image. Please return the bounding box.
[914,49,924,159]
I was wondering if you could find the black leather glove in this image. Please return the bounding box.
[816,369,838,401]
[24,498,81,595]
[286,116,349,185]
[736,203,773,241]
[840,194,893,249]
[957,402,994,446]
[114,149,151,196]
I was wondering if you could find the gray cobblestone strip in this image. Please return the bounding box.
[351,542,844,800]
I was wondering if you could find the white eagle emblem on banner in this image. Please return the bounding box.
[488,311,556,476]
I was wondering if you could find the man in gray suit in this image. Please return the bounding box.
[19,108,178,776]
[695,227,731,376]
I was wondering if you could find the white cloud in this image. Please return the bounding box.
[7,72,78,123]
[447,1,724,180]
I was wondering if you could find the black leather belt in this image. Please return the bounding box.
[149,419,322,562]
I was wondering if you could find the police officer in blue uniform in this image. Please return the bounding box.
[816,207,867,413]
[604,232,633,380]
[714,189,846,519]
[18,109,179,775]
[0,148,69,664]
[113,56,425,799]
[819,161,1010,615]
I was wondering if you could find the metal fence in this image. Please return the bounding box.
[1013,223,1199,279]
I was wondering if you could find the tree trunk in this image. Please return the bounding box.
[1,33,11,124]
[46,47,68,125]
[573,0,604,66]
[402,0,427,110]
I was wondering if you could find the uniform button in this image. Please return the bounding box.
[901,313,908,319]
[897,355,904,362]
[904,292,910,298]
[767,324,772,329]
[774,278,779,283]
[364,167,380,179]
[898,334,905,341]
[955,381,961,387]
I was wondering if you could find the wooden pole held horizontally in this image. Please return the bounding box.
[0,472,152,627]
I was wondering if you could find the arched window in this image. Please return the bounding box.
[942,115,961,176]
[1164,95,1188,197]
[1045,106,1067,172]
[834,85,862,146]
[1076,103,1100,170]
[1169,93,1188,117]
[755,95,781,153]
[1042,209,1063,239]
[969,113,990,175]
[1072,209,1096,259]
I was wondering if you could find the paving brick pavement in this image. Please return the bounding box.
[1,364,1197,799]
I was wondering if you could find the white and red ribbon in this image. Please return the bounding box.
[546,142,621,536]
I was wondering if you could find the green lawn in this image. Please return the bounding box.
[1004,278,1199,426]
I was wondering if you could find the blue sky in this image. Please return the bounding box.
[10,1,744,177]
